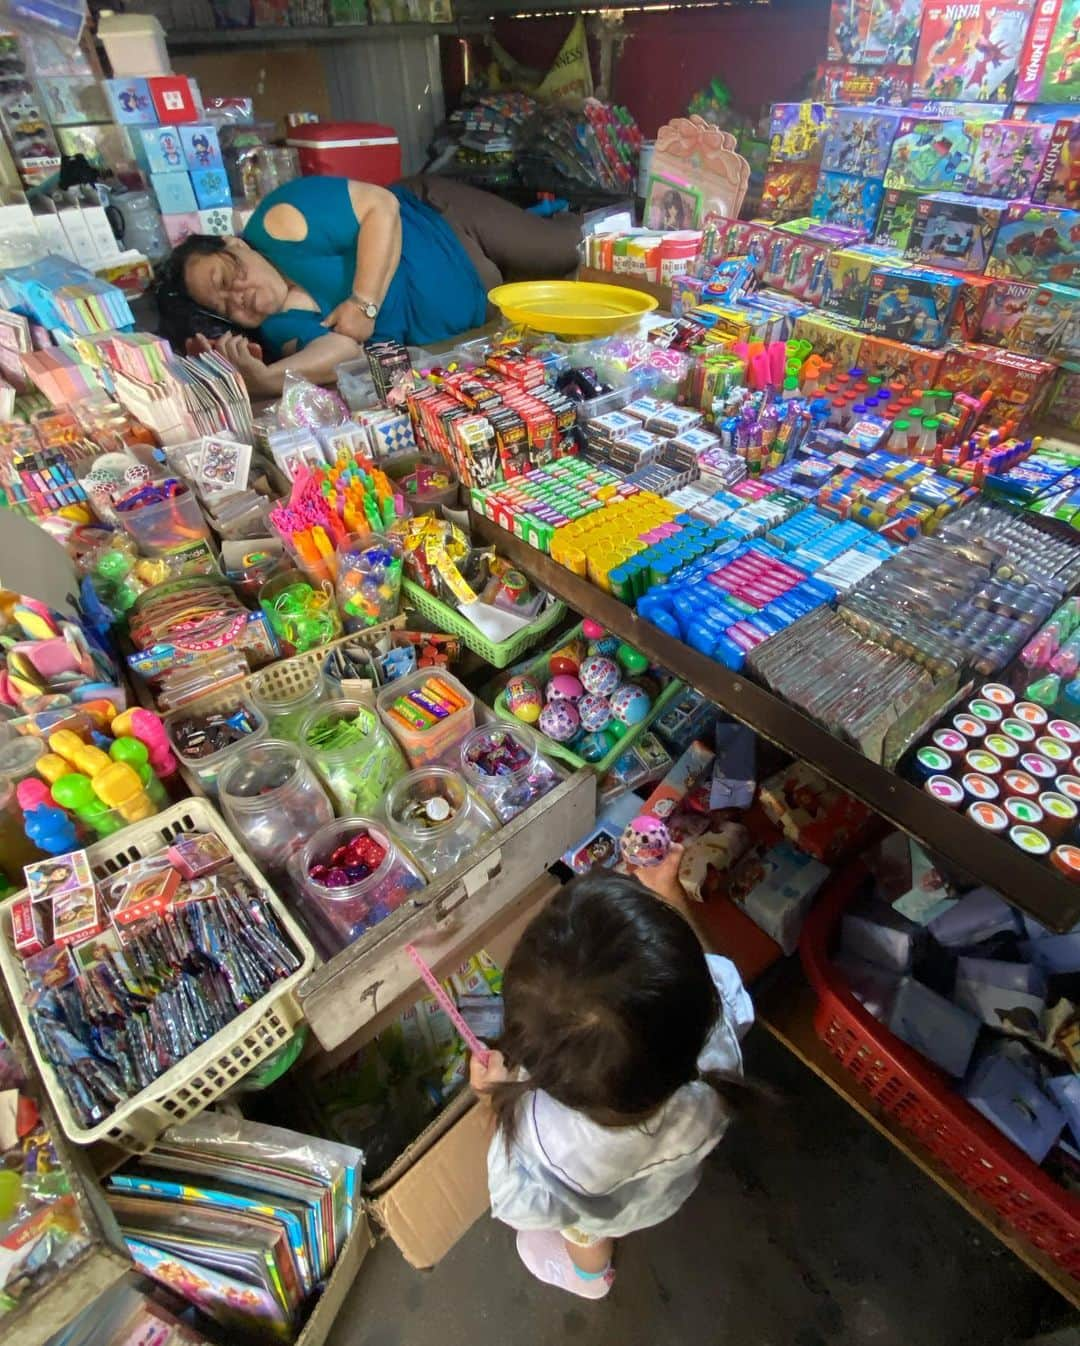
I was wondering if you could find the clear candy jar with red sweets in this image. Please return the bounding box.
[290,817,425,951]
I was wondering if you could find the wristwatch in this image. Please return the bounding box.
[349,293,379,320]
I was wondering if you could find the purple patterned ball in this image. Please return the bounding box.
[539,699,581,742]
[580,655,620,698]
[577,692,613,732]
[619,814,671,867]
[609,682,652,726]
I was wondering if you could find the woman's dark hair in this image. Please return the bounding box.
[488,872,752,1147]
[155,234,241,350]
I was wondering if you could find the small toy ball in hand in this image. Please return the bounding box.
[610,682,652,726]
[580,655,620,698]
[578,692,613,732]
[581,619,606,642]
[620,814,671,867]
[546,673,584,703]
[617,643,649,676]
[539,699,581,742]
[505,675,543,724]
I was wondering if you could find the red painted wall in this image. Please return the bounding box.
[489,1,830,135]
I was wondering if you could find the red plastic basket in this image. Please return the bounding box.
[799,869,1080,1280]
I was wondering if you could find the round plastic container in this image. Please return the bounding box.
[300,699,407,815]
[459,722,559,822]
[260,568,343,656]
[291,817,425,950]
[385,766,499,880]
[249,665,327,742]
[0,737,45,784]
[118,486,209,555]
[164,698,268,796]
[335,532,403,633]
[218,740,335,874]
[376,669,476,768]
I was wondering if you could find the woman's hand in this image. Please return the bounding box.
[210,331,277,396]
[470,1049,509,1097]
[322,297,375,344]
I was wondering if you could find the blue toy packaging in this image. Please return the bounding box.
[821,105,902,178]
[811,171,885,235]
[904,191,1008,273]
[863,265,963,347]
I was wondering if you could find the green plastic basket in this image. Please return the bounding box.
[490,621,684,775]
[402,578,567,669]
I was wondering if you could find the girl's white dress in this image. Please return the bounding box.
[487,955,753,1240]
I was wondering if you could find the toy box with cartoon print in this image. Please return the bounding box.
[823,244,898,318]
[863,265,962,346]
[858,332,947,386]
[943,342,1058,425]
[987,201,1080,286]
[913,0,1037,103]
[821,106,902,178]
[792,309,865,371]
[935,269,994,341]
[816,61,914,103]
[1047,367,1080,428]
[979,278,1040,346]
[884,115,979,192]
[904,192,1008,273]
[1033,118,1080,206]
[966,119,1054,198]
[762,235,832,302]
[812,171,884,236]
[768,102,829,163]
[760,163,819,221]
[827,0,921,65]
[1015,283,1080,360]
[1016,0,1080,103]
[875,188,921,250]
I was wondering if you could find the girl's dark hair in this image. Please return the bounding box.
[155,234,243,350]
[489,872,752,1146]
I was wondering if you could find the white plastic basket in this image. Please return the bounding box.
[0,799,317,1151]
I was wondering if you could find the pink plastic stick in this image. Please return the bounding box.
[405,943,490,1065]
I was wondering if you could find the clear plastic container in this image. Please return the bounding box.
[249,665,327,742]
[218,739,335,875]
[335,358,378,412]
[290,817,426,950]
[0,737,45,784]
[385,766,500,880]
[118,487,210,555]
[164,698,268,796]
[335,532,403,633]
[300,698,407,814]
[259,568,343,656]
[459,722,560,823]
[376,668,476,768]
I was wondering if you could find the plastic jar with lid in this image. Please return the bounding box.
[385,766,499,880]
[376,668,475,768]
[259,568,343,656]
[0,737,45,785]
[459,722,559,822]
[164,698,268,796]
[290,817,425,950]
[249,665,327,743]
[218,740,335,875]
[335,532,403,633]
[300,699,407,815]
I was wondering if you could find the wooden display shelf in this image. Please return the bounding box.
[755,961,1080,1310]
[468,510,1080,932]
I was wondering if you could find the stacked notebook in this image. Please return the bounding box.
[107,1113,362,1342]
[112,348,254,447]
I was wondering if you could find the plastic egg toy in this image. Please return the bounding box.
[576,730,611,763]
[610,682,652,727]
[549,637,586,677]
[505,675,542,724]
[581,619,606,642]
[617,643,649,676]
[619,814,671,867]
[588,636,621,659]
[580,655,620,698]
[547,674,584,703]
[578,692,613,732]
[539,699,581,742]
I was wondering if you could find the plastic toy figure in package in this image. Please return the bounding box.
[767,103,829,163]
[864,267,962,347]
[827,0,921,64]
[904,192,1008,272]
[1032,117,1080,205]
[987,201,1080,287]
[875,187,921,249]
[815,61,914,103]
[884,116,979,191]
[811,171,885,236]
[966,118,1054,197]
[1016,0,1080,102]
[914,0,1038,102]
[821,106,903,177]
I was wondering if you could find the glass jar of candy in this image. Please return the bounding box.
[300,699,407,815]
[291,817,426,950]
[459,723,559,823]
[249,665,327,743]
[385,766,500,880]
[259,567,342,656]
[218,740,334,875]
[335,532,404,633]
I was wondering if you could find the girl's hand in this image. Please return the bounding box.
[469,1049,509,1096]
[323,298,375,343]
[634,843,686,907]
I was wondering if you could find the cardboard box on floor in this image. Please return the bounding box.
[313,872,561,1271]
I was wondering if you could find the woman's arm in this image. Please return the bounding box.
[321,181,403,343]
[205,331,362,397]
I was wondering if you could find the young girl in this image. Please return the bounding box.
[470,845,753,1300]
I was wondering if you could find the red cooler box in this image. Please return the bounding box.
[286,121,401,185]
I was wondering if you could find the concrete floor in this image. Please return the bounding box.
[328,1028,1078,1346]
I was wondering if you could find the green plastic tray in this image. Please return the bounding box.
[490,620,684,774]
[402,578,567,669]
